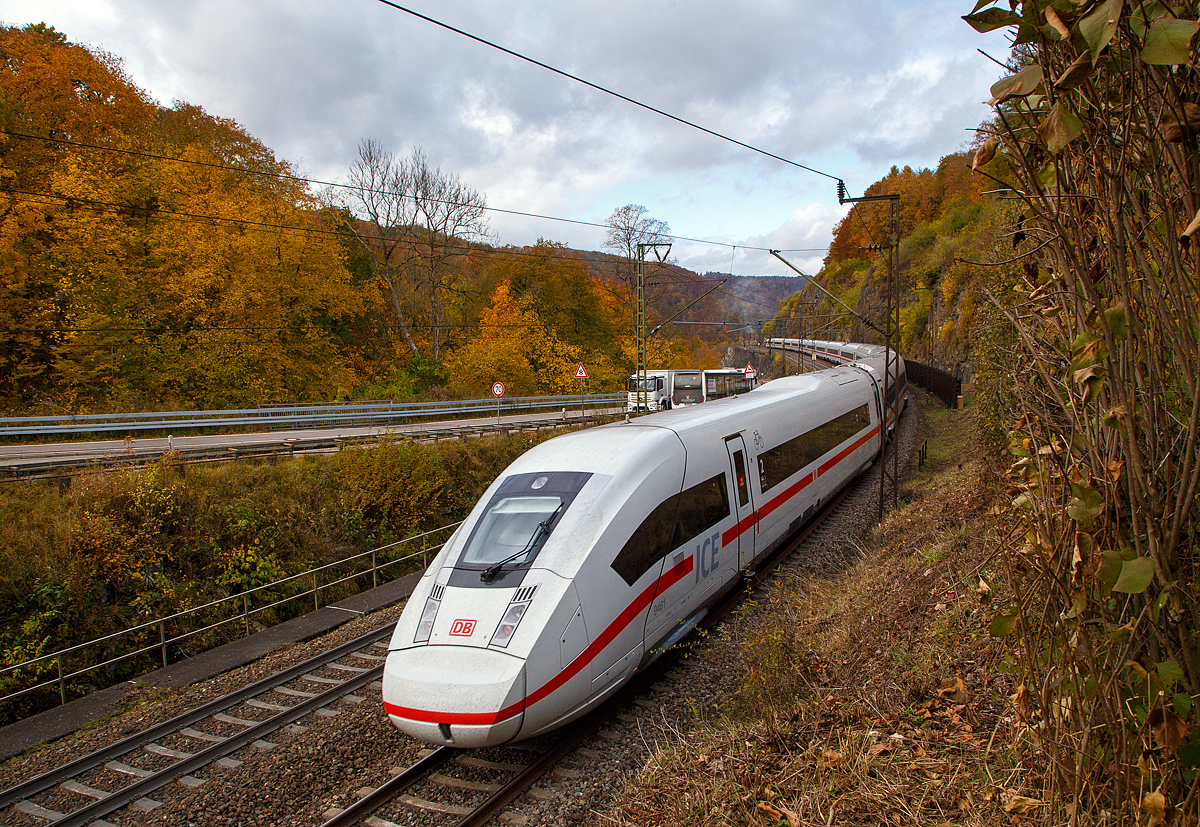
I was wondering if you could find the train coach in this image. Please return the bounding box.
[382,344,906,747]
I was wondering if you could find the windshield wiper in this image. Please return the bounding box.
[481,503,563,582]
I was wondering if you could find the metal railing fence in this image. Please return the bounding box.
[0,521,461,714]
[1,394,624,437]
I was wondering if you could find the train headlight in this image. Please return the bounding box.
[413,597,441,643]
[489,601,530,648]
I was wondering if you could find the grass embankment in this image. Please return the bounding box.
[611,396,1038,826]
[0,431,545,722]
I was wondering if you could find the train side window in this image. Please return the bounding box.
[758,404,870,492]
[610,473,730,587]
[676,474,730,538]
[732,451,749,507]
[611,495,680,586]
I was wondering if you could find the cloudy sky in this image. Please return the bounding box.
[2,1,1008,276]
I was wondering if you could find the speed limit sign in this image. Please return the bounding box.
[491,381,505,397]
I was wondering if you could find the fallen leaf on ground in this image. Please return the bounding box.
[816,750,844,768]
[938,676,969,703]
[756,801,800,827]
[1001,791,1044,814]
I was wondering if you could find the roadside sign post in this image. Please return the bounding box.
[745,362,757,385]
[575,363,588,419]
[492,381,504,422]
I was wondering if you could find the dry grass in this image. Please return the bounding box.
[608,400,1044,826]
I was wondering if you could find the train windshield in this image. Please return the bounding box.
[450,470,593,585]
[461,496,562,565]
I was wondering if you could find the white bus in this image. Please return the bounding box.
[671,368,755,408]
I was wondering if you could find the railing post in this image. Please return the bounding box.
[57,654,65,705]
[372,549,378,589]
[314,571,319,610]
[422,536,427,568]
[243,594,249,636]
[159,620,168,667]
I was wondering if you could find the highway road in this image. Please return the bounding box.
[0,407,621,476]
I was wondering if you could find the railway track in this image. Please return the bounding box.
[0,624,396,827]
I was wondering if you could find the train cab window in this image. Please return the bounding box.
[611,474,730,586]
[461,496,562,565]
[451,471,592,586]
[732,450,750,507]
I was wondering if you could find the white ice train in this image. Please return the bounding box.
[382,340,907,747]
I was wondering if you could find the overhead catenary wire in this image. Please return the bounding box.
[371,0,842,183]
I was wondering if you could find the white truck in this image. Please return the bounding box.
[625,370,674,412]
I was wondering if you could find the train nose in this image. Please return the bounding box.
[382,646,526,748]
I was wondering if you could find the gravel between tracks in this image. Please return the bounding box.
[1,399,924,827]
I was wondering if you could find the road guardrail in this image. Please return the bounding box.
[0,393,625,437]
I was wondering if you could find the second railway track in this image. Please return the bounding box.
[0,625,396,827]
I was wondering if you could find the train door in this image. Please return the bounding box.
[724,435,756,569]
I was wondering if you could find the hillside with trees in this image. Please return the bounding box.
[765,150,1003,382]
[0,23,787,416]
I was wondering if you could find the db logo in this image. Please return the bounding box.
[449,619,477,636]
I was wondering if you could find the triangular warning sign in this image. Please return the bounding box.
[744,362,757,376]
[575,363,589,379]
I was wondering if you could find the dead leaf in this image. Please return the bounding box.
[1163,103,1200,142]
[816,749,844,769]
[976,577,992,603]
[938,676,970,704]
[867,743,892,756]
[1148,708,1190,753]
[1183,208,1200,241]
[972,139,998,170]
[756,800,800,827]
[1011,684,1032,723]
[1001,791,1045,814]
[1058,56,1094,90]
[1144,790,1175,827]
[1044,6,1071,40]
[1107,459,1124,482]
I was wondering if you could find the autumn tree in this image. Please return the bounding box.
[601,204,671,332]
[0,25,366,410]
[343,141,488,364]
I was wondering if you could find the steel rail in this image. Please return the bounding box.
[452,721,600,827]
[44,663,386,827]
[317,747,455,827]
[0,623,394,811]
